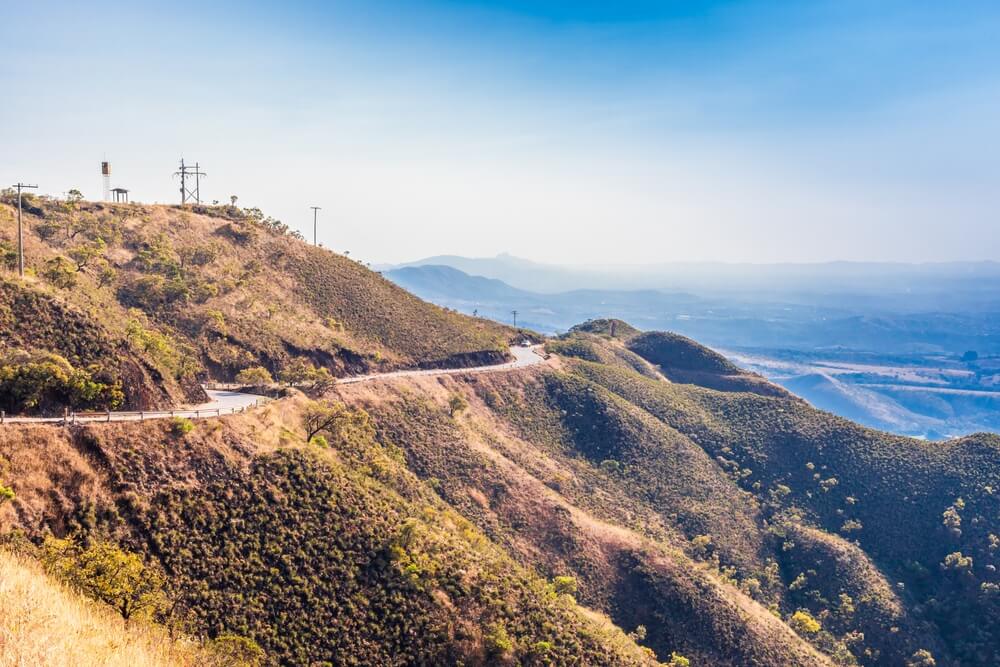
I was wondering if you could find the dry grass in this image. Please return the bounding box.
[0,550,212,667]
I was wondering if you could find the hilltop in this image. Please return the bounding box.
[0,194,513,413]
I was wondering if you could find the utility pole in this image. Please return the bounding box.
[511,310,518,329]
[310,206,321,246]
[173,159,207,204]
[12,182,38,277]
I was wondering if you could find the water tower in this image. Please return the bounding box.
[101,161,111,201]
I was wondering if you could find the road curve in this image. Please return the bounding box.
[0,345,546,425]
[336,344,545,385]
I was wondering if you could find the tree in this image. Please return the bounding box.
[303,400,347,442]
[69,237,107,271]
[94,258,117,288]
[236,366,273,386]
[279,358,329,386]
[961,350,978,363]
[302,400,374,447]
[41,256,78,288]
[42,537,168,622]
[67,189,84,204]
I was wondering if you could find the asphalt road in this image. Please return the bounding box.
[0,345,545,425]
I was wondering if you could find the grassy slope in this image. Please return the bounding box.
[0,399,657,666]
[0,196,512,411]
[337,373,830,667]
[0,549,218,667]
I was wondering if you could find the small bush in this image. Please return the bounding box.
[0,482,14,505]
[171,417,194,436]
[789,609,821,635]
[209,634,266,666]
[485,622,514,657]
[552,575,577,596]
[448,393,468,417]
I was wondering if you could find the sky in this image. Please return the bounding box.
[2,0,999,265]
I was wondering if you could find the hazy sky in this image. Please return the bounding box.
[2,1,999,264]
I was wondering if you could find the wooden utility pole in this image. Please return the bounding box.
[12,182,38,277]
[511,310,518,329]
[310,206,321,246]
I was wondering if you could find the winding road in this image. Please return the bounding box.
[0,345,546,425]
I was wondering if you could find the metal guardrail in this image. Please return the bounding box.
[0,394,272,426]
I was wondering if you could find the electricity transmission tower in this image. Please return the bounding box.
[310,206,321,246]
[173,159,206,204]
[11,182,38,277]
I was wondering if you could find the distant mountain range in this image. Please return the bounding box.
[382,253,1000,313]
[385,259,1000,439]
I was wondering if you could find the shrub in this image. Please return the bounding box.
[41,537,168,622]
[789,609,821,635]
[209,634,265,666]
[236,366,273,386]
[0,349,123,413]
[485,622,514,657]
[447,393,468,417]
[668,653,691,667]
[552,575,578,596]
[0,241,16,271]
[906,649,937,667]
[171,417,194,436]
[0,482,14,505]
[310,434,329,447]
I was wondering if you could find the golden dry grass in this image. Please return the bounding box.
[0,550,212,667]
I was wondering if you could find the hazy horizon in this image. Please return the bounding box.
[3,1,1000,265]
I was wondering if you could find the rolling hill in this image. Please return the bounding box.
[1,198,997,666]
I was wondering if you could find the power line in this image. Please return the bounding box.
[172,158,206,204]
[310,206,321,246]
[11,182,38,277]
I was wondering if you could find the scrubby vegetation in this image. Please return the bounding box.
[1,236,997,667]
[0,548,238,666]
[0,194,514,412]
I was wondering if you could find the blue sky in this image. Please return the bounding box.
[2,0,999,264]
